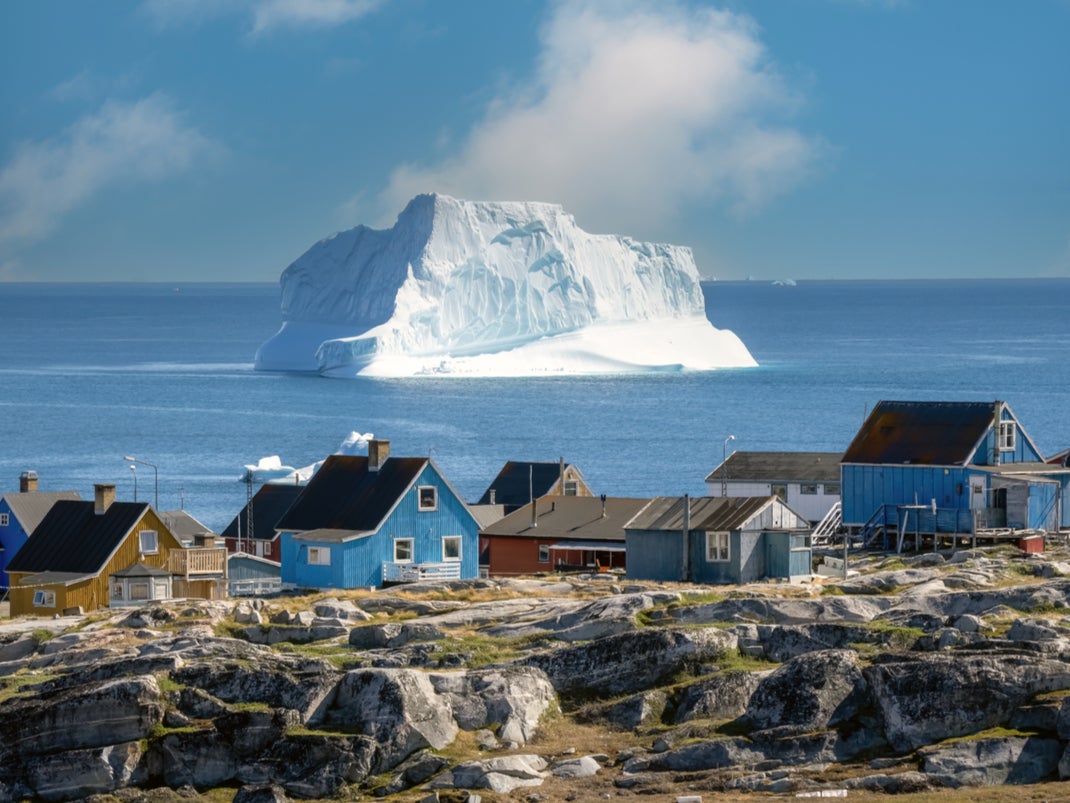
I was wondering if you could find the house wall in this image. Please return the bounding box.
[764,531,812,579]
[548,466,594,497]
[8,509,183,616]
[484,535,557,576]
[625,531,685,582]
[841,464,972,526]
[0,500,30,589]
[283,464,480,589]
[974,412,1044,466]
[224,536,280,562]
[706,481,840,524]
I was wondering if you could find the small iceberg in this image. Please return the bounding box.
[241,455,297,483]
[772,278,797,286]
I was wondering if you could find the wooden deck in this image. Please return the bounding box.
[167,547,228,578]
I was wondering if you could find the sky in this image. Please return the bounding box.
[1,0,1068,282]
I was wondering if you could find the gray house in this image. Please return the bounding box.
[705,451,842,525]
[625,495,812,584]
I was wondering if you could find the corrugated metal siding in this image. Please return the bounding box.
[228,556,281,582]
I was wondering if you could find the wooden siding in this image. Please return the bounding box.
[625,531,685,583]
[8,508,182,616]
[283,463,479,589]
[484,535,557,576]
[841,464,972,527]
[224,536,280,562]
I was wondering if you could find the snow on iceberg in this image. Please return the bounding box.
[254,193,757,376]
[241,432,376,486]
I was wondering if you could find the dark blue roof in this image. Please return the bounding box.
[275,454,427,533]
[477,461,572,509]
[7,500,149,575]
[221,483,303,541]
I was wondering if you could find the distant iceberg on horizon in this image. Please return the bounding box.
[254,193,757,377]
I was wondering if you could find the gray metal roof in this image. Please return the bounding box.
[1,491,81,532]
[290,528,372,544]
[110,562,172,578]
[626,496,775,532]
[705,452,842,484]
[16,571,93,587]
[159,510,216,540]
[481,496,650,541]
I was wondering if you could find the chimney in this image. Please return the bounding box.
[681,494,691,582]
[601,493,607,518]
[530,497,538,529]
[94,483,116,515]
[489,489,496,505]
[19,471,38,493]
[368,439,390,472]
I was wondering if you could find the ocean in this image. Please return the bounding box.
[1,279,1067,533]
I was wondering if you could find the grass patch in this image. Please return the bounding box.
[155,674,184,694]
[939,725,1041,744]
[0,671,61,703]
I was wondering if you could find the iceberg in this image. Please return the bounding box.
[254,194,756,377]
[241,432,376,486]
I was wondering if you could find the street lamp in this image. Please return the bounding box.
[129,464,137,502]
[722,435,736,497]
[124,456,158,510]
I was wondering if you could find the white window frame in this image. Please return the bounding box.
[139,530,159,555]
[0,512,9,527]
[999,421,1016,452]
[418,485,438,511]
[538,544,550,563]
[307,546,331,566]
[394,538,414,562]
[33,589,56,607]
[563,480,579,496]
[442,535,462,562]
[705,531,730,563]
[130,581,150,600]
[800,484,818,495]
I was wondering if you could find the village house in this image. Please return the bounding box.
[221,483,303,563]
[475,460,593,513]
[705,451,842,525]
[841,400,1070,547]
[277,440,480,590]
[625,495,812,585]
[0,471,80,591]
[480,494,649,576]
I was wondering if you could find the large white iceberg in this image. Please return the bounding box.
[254,194,756,376]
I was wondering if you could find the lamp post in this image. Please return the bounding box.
[722,435,735,497]
[129,464,137,502]
[124,456,157,510]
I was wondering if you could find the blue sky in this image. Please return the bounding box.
[1,0,1067,282]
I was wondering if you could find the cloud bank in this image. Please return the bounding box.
[0,94,216,247]
[378,1,822,234]
[143,0,383,35]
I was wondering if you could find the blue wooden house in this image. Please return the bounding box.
[0,472,80,590]
[277,440,480,590]
[624,495,812,585]
[841,400,1070,540]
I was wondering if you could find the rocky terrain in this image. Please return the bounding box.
[5,545,1070,802]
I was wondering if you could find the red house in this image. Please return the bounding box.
[221,483,302,563]
[480,495,649,577]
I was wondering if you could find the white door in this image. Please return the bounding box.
[969,476,987,511]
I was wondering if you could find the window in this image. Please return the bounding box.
[442,536,462,561]
[705,531,730,562]
[394,538,413,562]
[33,589,56,607]
[139,530,159,555]
[0,513,8,527]
[824,483,840,495]
[418,486,438,511]
[307,547,331,565]
[538,544,550,563]
[999,421,1016,451]
[563,480,578,496]
[800,484,818,495]
[130,582,150,600]
[771,484,787,501]
[112,582,124,598]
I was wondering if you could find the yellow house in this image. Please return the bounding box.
[7,483,188,617]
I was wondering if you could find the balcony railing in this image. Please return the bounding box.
[382,561,461,584]
[168,547,228,578]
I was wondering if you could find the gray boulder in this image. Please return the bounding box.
[921,736,1061,786]
[0,675,163,754]
[435,754,548,793]
[349,621,446,649]
[429,665,556,743]
[741,650,868,733]
[153,729,239,789]
[314,598,372,621]
[866,653,1070,752]
[317,668,458,771]
[520,627,737,695]
[550,755,601,779]
[24,741,144,801]
[675,670,767,724]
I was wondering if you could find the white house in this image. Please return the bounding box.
[705,451,841,525]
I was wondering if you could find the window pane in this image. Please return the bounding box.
[395,539,413,561]
[443,536,461,560]
[538,544,550,563]
[419,486,437,509]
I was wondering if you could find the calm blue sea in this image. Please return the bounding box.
[1,279,1067,533]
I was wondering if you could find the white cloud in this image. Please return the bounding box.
[142,0,383,34]
[378,1,822,234]
[0,94,217,247]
